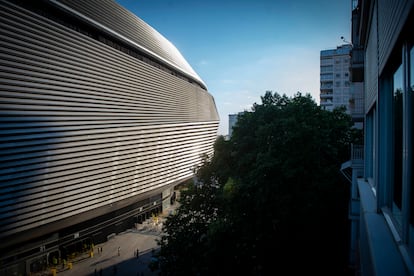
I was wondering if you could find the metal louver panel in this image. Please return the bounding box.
[0,0,219,239]
[50,0,206,88]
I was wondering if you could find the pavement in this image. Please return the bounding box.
[57,230,161,276]
[51,201,179,276]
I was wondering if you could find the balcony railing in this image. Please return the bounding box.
[320,93,333,99]
[320,83,333,89]
[351,144,364,161]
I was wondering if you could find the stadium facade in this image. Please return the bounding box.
[0,0,219,274]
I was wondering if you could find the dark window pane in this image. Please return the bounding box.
[393,64,403,212]
[410,46,414,225]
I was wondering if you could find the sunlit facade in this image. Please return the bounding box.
[0,0,219,274]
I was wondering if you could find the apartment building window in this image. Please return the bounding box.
[365,107,375,181]
[392,64,403,223]
[409,45,414,225]
[380,42,414,250]
[378,42,414,240]
[321,65,333,73]
[321,73,333,80]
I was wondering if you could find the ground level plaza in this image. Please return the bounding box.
[57,230,160,276]
[32,200,179,276]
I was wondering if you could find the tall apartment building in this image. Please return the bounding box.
[320,44,352,112]
[228,112,247,139]
[228,113,239,138]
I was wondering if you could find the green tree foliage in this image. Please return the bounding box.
[156,91,357,275]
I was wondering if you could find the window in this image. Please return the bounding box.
[320,65,333,73]
[392,64,403,225]
[410,45,414,225]
[406,44,414,253]
[381,44,413,238]
[373,14,414,259]
[382,44,414,247]
[320,73,333,80]
[365,107,376,181]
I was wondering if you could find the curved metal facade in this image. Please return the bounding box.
[53,0,206,88]
[0,0,219,244]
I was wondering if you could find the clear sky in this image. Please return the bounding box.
[116,0,351,135]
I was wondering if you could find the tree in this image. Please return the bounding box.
[156,91,356,275]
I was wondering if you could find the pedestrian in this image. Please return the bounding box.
[136,249,139,259]
[118,246,120,256]
[52,256,57,266]
[94,268,97,275]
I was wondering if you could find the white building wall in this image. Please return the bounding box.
[320,45,352,112]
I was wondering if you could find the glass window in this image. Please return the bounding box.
[411,46,414,92]
[321,73,333,80]
[393,64,403,225]
[410,46,414,225]
[365,108,375,180]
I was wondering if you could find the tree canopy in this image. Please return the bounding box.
[156,91,360,275]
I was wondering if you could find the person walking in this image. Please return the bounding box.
[118,247,120,256]
[136,249,139,259]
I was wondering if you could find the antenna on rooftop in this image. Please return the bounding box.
[341,36,353,47]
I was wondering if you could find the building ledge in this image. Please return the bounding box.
[349,198,360,218]
[357,179,409,275]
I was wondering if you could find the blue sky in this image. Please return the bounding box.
[116,0,351,135]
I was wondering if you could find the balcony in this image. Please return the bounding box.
[351,144,364,161]
[320,73,333,81]
[320,93,333,99]
[320,58,334,66]
[349,83,364,121]
[320,82,333,90]
[351,47,364,82]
